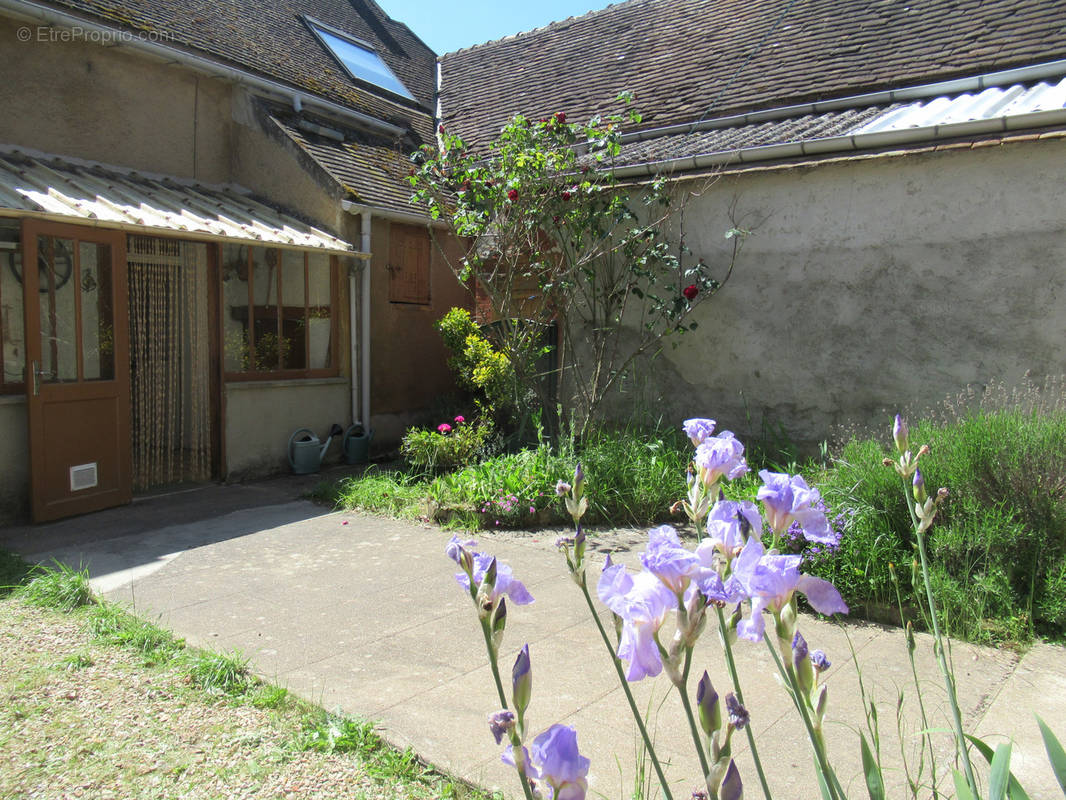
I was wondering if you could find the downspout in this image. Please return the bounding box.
[360,212,372,430]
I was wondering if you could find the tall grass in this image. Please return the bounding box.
[814,382,1066,644]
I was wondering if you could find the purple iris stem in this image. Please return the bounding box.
[761,630,845,800]
[714,605,773,800]
[673,643,715,797]
[899,475,978,794]
[573,575,674,800]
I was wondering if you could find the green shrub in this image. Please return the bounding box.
[435,308,515,418]
[327,471,429,519]
[813,403,1066,644]
[401,417,494,473]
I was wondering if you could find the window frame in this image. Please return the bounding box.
[221,245,340,382]
[304,16,416,103]
[0,221,25,394]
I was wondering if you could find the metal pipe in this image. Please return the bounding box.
[0,0,409,138]
[360,212,372,429]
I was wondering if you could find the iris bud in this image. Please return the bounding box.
[512,644,532,717]
[893,415,909,454]
[696,671,722,736]
[720,759,743,800]
[913,469,927,504]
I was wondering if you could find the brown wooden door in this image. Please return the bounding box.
[22,220,131,522]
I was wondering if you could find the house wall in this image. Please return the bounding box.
[0,17,467,512]
[619,137,1066,447]
[367,218,471,446]
[0,398,28,523]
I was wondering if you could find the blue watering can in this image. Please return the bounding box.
[288,423,344,474]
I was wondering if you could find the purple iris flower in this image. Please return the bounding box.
[530,724,591,800]
[683,417,716,446]
[757,470,837,544]
[730,537,848,642]
[641,525,702,594]
[445,535,478,564]
[456,552,534,605]
[694,432,749,486]
[598,559,676,681]
[699,500,762,560]
[489,709,515,744]
[501,744,540,779]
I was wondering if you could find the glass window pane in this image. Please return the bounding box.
[0,225,24,386]
[79,242,114,381]
[307,253,332,369]
[221,243,250,372]
[38,236,77,383]
[281,250,306,370]
[251,247,282,371]
[311,24,415,100]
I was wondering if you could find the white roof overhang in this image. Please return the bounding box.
[0,146,364,256]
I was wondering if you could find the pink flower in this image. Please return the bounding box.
[437,423,452,435]
[454,415,466,424]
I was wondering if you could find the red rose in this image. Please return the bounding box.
[683,284,699,300]
[438,124,445,134]
[554,112,567,124]
[561,190,572,201]
[508,188,519,201]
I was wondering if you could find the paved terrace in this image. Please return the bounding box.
[3,478,1063,799]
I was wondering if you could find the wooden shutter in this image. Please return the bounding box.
[387,224,430,304]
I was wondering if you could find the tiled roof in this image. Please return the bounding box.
[35,0,437,130]
[270,112,422,218]
[440,0,1066,151]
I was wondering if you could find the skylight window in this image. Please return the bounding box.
[306,18,414,101]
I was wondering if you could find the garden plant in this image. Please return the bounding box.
[446,416,1066,800]
[410,98,750,439]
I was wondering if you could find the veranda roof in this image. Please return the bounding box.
[0,147,358,254]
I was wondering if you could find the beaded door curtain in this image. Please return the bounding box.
[128,236,211,490]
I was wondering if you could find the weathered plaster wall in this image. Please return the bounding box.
[619,138,1066,446]
[0,16,231,182]
[367,218,471,446]
[0,398,28,523]
[223,379,351,479]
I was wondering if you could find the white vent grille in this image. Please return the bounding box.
[69,463,98,492]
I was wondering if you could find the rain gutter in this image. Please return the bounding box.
[611,106,1066,179]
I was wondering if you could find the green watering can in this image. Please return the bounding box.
[288,424,344,474]
[342,424,374,465]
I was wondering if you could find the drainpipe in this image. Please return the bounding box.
[360,212,372,429]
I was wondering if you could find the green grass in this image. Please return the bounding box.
[87,603,185,666]
[318,470,431,520]
[0,549,32,598]
[298,713,423,781]
[185,649,253,696]
[14,561,93,611]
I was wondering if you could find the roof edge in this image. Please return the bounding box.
[621,58,1066,145]
[611,106,1066,178]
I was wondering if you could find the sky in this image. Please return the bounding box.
[376,0,618,54]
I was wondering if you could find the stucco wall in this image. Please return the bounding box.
[0,397,28,523]
[616,138,1066,446]
[367,218,471,446]
[223,379,351,479]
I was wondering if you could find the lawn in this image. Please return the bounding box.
[0,563,491,800]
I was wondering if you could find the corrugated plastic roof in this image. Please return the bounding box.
[0,148,355,253]
[853,77,1066,134]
